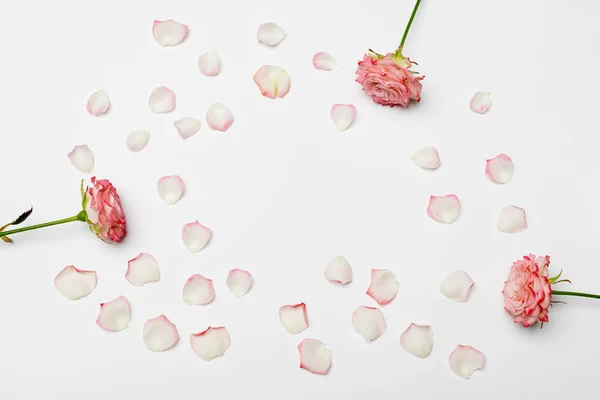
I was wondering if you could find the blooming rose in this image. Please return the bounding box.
[83,177,126,243]
[503,254,551,327]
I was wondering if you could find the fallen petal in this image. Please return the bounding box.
[352,306,386,341]
[497,205,527,233]
[439,271,474,302]
[149,86,176,113]
[206,102,234,131]
[198,51,221,76]
[427,194,460,224]
[190,326,231,361]
[253,65,291,99]
[152,20,188,47]
[125,130,151,152]
[400,323,434,358]
[279,303,309,334]
[330,104,356,131]
[469,91,492,114]
[125,253,160,287]
[54,265,97,300]
[174,117,201,139]
[182,221,212,252]
[182,274,215,305]
[449,345,485,379]
[86,90,110,116]
[257,22,286,46]
[67,145,95,174]
[157,175,184,205]
[226,269,253,297]
[298,338,332,375]
[324,255,353,284]
[411,146,441,170]
[312,52,336,70]
[96,296,131,332]
[143,315,179,352]
[486,154,514,184]
[366,269,399,305]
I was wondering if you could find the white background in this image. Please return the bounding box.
[1,0,599,398]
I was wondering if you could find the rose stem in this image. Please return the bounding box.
[400,0,422,48]
[0,210,87,238]
[552,290,600,300]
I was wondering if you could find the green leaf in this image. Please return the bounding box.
[548,269,563,284]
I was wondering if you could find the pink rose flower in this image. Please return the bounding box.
[503,254,552,327]
[83,177,127,243]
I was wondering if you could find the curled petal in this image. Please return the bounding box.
[125,130,150,152]
[279,303,309,334]
[352,306,386,341]
[149,86,176,113]
[226,269,253,297]
[96,296,131,332]
[366,269,399,305]
[174,117,201,139]
[497,205,527,233]
[257,22,286,46]
[182,221,212,252]
[427,194,460,224]
[126,253,160,287]
[449,345,485,379]
[54,265,97,300]
[68,145,95,174]
[198,51,220,76]
[253,65,290,99]
[439,271,474,302]
[86,90,110,116]
[182,274,215,305]
[486,154,513,184]
[298,338,332,375]
[324,255,353,284]
[206,103,234,131]
[469,91,492,114]
[400,323,434,358]
[157,175,184,205]
[190,326,231,361]
[143,315,179,352]
[330,104,356,131]
[312,52,336,70]
[152,20,188,47]
[411,146,441,170]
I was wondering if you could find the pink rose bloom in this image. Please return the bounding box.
[355,53,424,107]
[83,177,127,243]
[503,254,552,327]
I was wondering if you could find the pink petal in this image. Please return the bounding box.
[96,296,131,332]
[411,146,441,169]
[330,104,356,131]
[257,22,286,46]
[152,19,188,47]
[54,265,97,300]
[366,269,399,305]
[86,90,110,116]
[125,130,151,152]
[312,52,336,70]
[206,102,234,131]
[279,303,309,334]
[149,86,176,113]
[182,274,215,305]
[497,205,527,233]
[469,91,491,114]
[68,145,94,174]
[324,255,353,284]
[352,306,386,342]
[143,315,179,352]
[190,326,231,361]
[226,269,253,297]
[427,194,460,224]
[486,153,514,184]
[439,271,474,302]
[174,117,201,139]
[449,345,485,379]
[198,51,220,76]
[298,338,332,375]
[400,323,434,358]
[253,65,291,99]
[125,253,160,287]
[182,221,212,252]
[157,175,184,205]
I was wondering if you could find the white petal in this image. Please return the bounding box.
[152,20,188,47]
[182,274,215,305]
[352,306,386,342]
[96,296,131,332]
[427,194,460,224]
[497,205,527,233]
[206,102,234,131]
[439,271,474,302]
[149,86,176,113]
[312,52,336,70]
[469,91,492,114]
[411,146,441,169]
[449,345,485,379]
[143,315,179,352]
[486,154,514,184]
[67,145,95,174]
[324,255,353,284]
[157,175,184,205]
[298,338,332,375]
[400,323,434,358]
[226,269,253,297]
[54,265,97,300]
[330,104,356,131]
[253,65,291,99]
[366,269,399,305]
[190,326,231,361]
[182,221,212,252]
[86,90,110,116]
[174,117,201,139]
[125,130,151,152]
[279,303,309,334]
[257,22,286,46]
[198,51,221,76]
[125,253,160,287]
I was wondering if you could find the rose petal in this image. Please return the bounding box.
[312,52,337,70]
[497,205,527,233]
[190,326,231,361]
[330,104,356,131]
[157,175,184,205]
[86,90,110,116]
[152,20,188,47]
[400,323,434,358]
[469,91,491,114]
[485,153,513,184]
[125,253,160,287]
[279,303,309,334]
[439,271,474,302]
[226,269,253,297]
[198,51,220,76]
[206,102,234,131]
[366,269,399,305]
[182,221,212,252]
[54,265,97,300]
[143,315,179,352]
[411,146,441,169]
[427,194,460,224]
[174,117,201,139]
[324,255,353,284]
[182,274,215,305]
[298,338,332,375]
[67,145,94,174]
[96,296,131,332]
[149,86,176,113]
[257,22,286,46]
[352,306,386,342]
[449,345,485,379]
[253,65,291,99]
[125,130,151,152]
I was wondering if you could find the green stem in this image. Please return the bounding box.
[400,0,422,48]
[0,211,87,238]
[553,290,600,300]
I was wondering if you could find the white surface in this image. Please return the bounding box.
[0,0,599,398]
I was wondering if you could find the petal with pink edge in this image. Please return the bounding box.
[253,65,290,99]
[411,146,441,170]
[226,269,253,297]
[206,103,234,131]
[367,269,399,305]
[313,52,336,70]
[486,154,513,184]
[143,315,179,352]
[257,22,286,46]
[324,255,352,284]
[54,265,97,300]
[330,104,356,131]
[96,296,131,332]
[182,221,212,252]
[125,130,151,152]
[174,117,201,139]
[427,194,460,224]
[198,51,220,76]
[449,345,485,379]
[86,90,110,116]
[190,326,231,361]
[279,303,309,334]
[298,338,332,375]
[400,323,434,358]
[152,20,188,47]
[469,91,491,114]
[182,274,215,305]
[497,205,527,233]
[352,306,386,341]
[149,86,176,113]
[68,145,95,174]
[439,271,474,302]
[125,253,160,287]
[157,175,184,205]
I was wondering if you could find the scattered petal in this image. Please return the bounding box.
[449,345,485,379]
[198,51,220,76]
[253,65,291,99]
[411,146,441,170]
[439,271,474,302]
[125,130,150,152]
[125,253,160,287]
[190,326,231,361]
[206,102,234,131]
[400,323,434,358]
[182,221,212,252]
[257,22,286,46]
[497,205,527,233]
[54,265,97,300]
[157,175,184,205]
[86,90,110,116]
[352,306,386,341]
[486,154,514,184]
[174,117,201,139]
[427,194,460,224]
[143,315,179,352]
[279,303,309,334]
[67,145,95,174]
[366,269,399,305]
[298,338,332,375]
[324,255,353,284]
[330,104,356,131]
[313,52,337,70]
[469,91,492,114]
[96,296,131,332]
[152,19,188,47]
[182,274,215,305]
[226,269,253,297]
[149,86,176,113]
